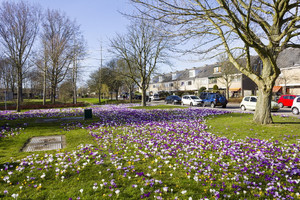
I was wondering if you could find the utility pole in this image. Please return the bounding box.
[73,39,78,104]
[43,48,47,106]
[98,42,103,104]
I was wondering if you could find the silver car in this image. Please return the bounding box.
[291,96,300,115]
[240,96,280,111]
[181,95,202,106]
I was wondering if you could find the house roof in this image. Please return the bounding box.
[151,48,300,83]
[277,48,300,68]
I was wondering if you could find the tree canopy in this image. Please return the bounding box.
[132,0,300,124]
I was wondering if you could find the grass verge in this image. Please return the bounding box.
[205,112,300,144]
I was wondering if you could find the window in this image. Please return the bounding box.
[188,81,192,85]
[214,67,221,73]
[169,83,174,87]
[189,71,193,77]
[159,76,163,82]
[209,78,217,84]
[153,85,156,88]
[250,97,257,102]
[244,97,250,101]
[189,70,195,77]
[172,73,177,80]
[181,82,184,86]
[233,75,241,82]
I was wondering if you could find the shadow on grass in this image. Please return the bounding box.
[273,122,300,124]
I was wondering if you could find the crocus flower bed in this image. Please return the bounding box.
[0,108,84,121]
[0,105,299,199]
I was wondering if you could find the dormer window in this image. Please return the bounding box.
[189,70,195,77]
[172,73,177,80]
[214,67,221,73]
[159,76,163,82]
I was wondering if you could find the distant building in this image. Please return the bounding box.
[149,48,300,97]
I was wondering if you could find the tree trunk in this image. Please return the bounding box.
[116,90,119,101]
[43,69,46,105]
[141,86,147,107]
[226,83,230,100]
[129,87,133,103]
[51,84,56,104]
[253,87,273,124]
[16,67,22,112]
[98,88,101,104]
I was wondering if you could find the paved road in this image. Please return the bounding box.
[149,100,299,117]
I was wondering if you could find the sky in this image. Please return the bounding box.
[19,0,214,85]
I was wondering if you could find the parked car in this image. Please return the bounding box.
[199,92,209,100]
[202,93,227,108]
[181,95,202,106]
[277,94,298,108]
[291,96,300,115]
[165,95,182,105]
[240,96,280,111]
[133,95,149,101]
[149,93,160,101]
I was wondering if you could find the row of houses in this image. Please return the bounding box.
[148,48,300,97]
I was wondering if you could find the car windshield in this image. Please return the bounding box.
[173,96,181,100]
[190,96,199,99]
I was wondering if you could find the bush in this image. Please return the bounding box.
[213,85,219,92]
[198,87,207,94]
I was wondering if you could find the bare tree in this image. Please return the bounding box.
[71,36,86,104]
[0,1,40,111]
[41,9,81,104]
[116,59,138,102]
[132,0,300,124]
[110,19,169,106]
[88,67,111,103]
[105,59,124,100]
[217,55,236,99]
[0,57,15,95]
[35,44,50,105]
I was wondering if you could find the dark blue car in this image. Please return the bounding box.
[201,92,227,108]
[165,95,182,105]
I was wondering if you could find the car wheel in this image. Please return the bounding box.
[278,102,283,108]
[292,107,299,115]
[222,104,226,108]
[190,102,193,106]
[241,105,246,111]
[210,103,215,108]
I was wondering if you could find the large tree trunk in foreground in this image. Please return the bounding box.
[253,88,273,124]
[252,57,278,125]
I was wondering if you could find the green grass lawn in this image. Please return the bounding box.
[0,120,97,164]
[205,112,300,144]
[0,107,299,199]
